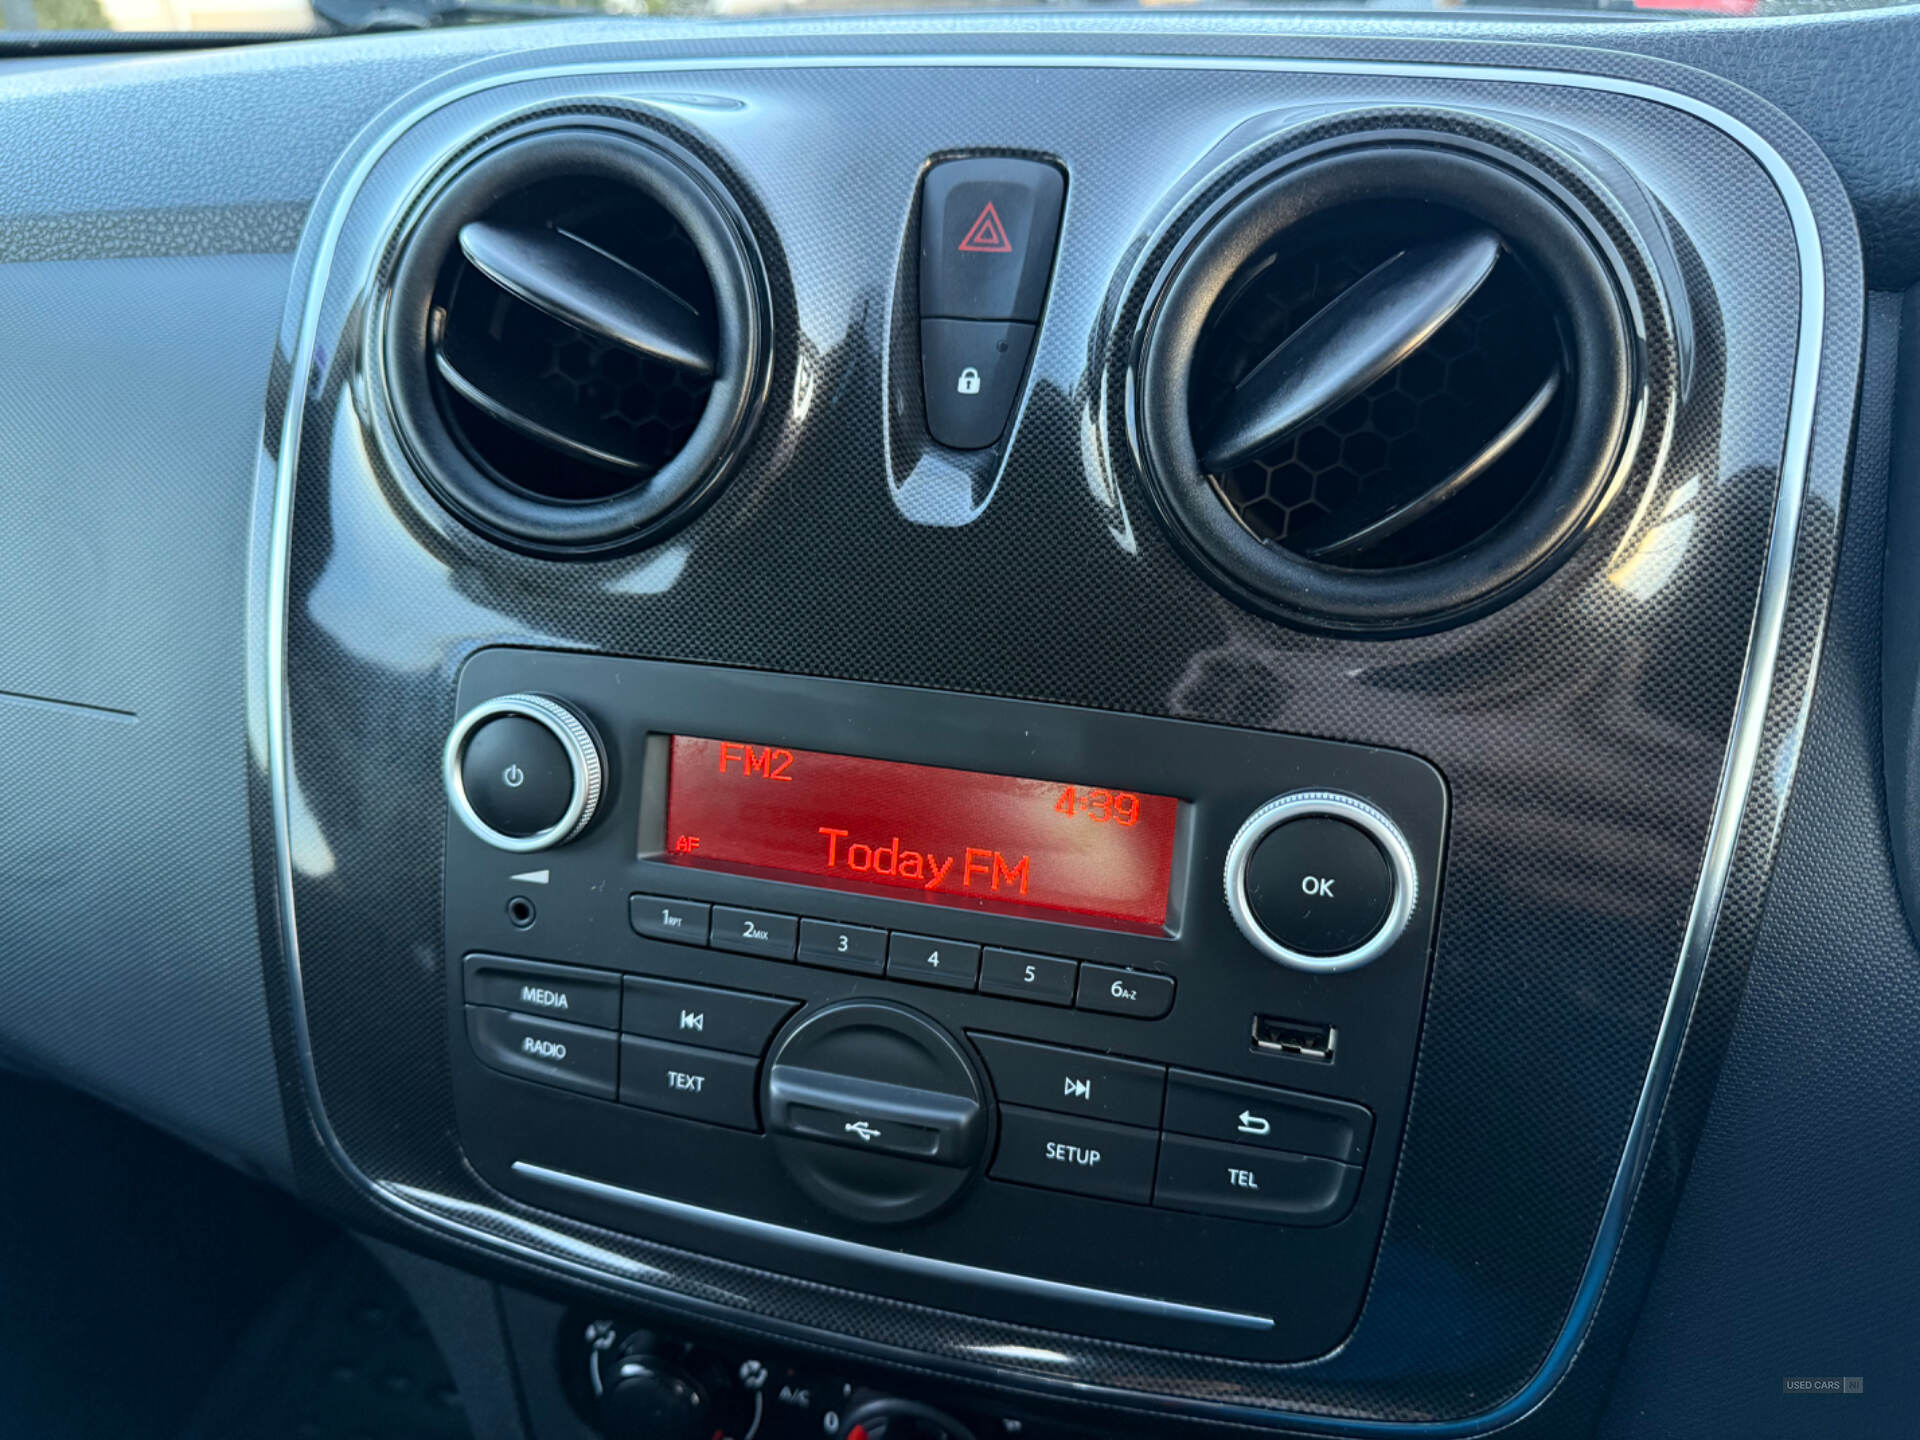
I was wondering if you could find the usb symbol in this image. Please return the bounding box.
[844,1120,881,1143]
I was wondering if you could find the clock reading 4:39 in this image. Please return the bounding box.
[1053,787,1141,825]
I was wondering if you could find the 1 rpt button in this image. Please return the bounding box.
[1245,816,1394,957]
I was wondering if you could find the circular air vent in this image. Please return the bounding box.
[1136,142,1637,633]
[380,125,769,555]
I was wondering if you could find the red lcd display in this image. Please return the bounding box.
[661,737,1179,928]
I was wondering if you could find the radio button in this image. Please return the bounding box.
[629,895,712,947]
[622,977,798,1056]
[618,1036,760,1130]
[799,918,888,976]
[1075,965,1175,1020]
[885,933,981,990]
[466,1006,617,1101]
[978,948,1077,1006]
[990,1106,1158,1204]
[1163,1071,1372,1164]
[463,955,620,1031]
[1152,1135,1361,1226]
[710,906,798,961]
[972,1034,1164,1127]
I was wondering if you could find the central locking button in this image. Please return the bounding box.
[920,318,1036,450]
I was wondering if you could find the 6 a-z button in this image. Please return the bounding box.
[990,1105,1159,1203]
[618,1036,760,1130]
[1075,965,1175,1020]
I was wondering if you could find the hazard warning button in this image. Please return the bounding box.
[919,157,1065,324]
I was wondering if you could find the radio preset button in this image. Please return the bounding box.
[629,894,712,947]
[618,1036,760,1130]
[978,948,1077,1006]
[466,1006,617,1101]
[1152,1134,1361,1226]
[885,933,981,990]
[972,1034,1165,1128]
[798,918,888,976]
[463,955,620,1031]
[1163,1070,1373,1163]
[1074,965,1175,1020]
[710,906,798,961]
[990,1105,1159,1204]
[622,977,798,1055]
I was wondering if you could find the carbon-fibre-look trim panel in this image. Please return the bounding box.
[257,30,1862,1435]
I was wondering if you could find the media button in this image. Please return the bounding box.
[463,954,620,1030]
[971,1034,1164,1128]
[1075,965,1175,1020]
[710,906,798,961]
[990,1105,1158,1204]
[1152,1134,1361,1226]
[885,933,981,990]
[617,1036,760,1130]
[466,1006,617,1101]
[798,918,888,976]
[629,894,711,947]
[621,976,797,1055]
[978,948,1077,1006]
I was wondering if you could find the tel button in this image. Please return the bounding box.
[465,1006,617,1101]
[1152,1135,1361,1226]
[621,976,797,1056]
[617,1036,760,1130]
[1074,964,1175,1020]
[990,1106,1159,1204]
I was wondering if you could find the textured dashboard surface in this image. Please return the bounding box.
[1598,298,1917,1438]
[259,27,1862,1434]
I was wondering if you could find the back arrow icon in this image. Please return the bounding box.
[844,1120,881,1143]
[1237,1110,1272,1136]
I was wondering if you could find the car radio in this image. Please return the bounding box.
[443,648,1446,1362]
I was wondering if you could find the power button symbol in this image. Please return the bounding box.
[502,763,525,788]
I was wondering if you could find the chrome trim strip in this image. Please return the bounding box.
[266,47,1828,1435]
[512,1160,1277,1331]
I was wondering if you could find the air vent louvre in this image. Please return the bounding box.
[1135,142,1637,634]
[381,126,767,555]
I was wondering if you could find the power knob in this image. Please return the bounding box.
[443,693,604,852]
[1223,791,1418,973]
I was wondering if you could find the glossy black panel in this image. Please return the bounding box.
[258,29,1862,1435]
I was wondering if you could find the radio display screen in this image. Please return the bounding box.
[660,736,1179,927]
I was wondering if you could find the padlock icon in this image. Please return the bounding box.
[956,366,981,395]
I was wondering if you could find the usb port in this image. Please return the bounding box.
[1252,1015,1336,1063]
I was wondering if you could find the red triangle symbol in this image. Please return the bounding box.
[957,201,1013,253]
